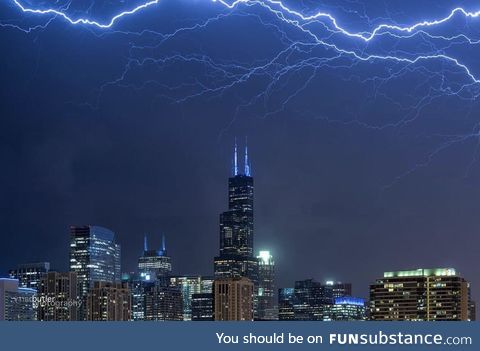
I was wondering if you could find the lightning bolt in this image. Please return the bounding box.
[4,0,480,186]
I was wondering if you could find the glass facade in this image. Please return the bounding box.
[278,279,352,321]
[323,297,367,321]
[191,293,214,321]
[169,276,213,321]
[69,225,121,298]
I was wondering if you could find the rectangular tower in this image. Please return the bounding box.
[214,141,258,286]
[370,268,470,321]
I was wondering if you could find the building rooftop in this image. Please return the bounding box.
[383,268,457,278]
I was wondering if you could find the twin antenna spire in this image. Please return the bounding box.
[233,137,251,177]
[143,234,166,253]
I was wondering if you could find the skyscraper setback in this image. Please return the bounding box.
[214,140,258,286]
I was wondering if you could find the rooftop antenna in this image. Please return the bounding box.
[244,137,251,176]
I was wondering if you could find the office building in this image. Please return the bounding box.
[37,271,79,321]
[122,272,146,321]
[70,225,121,298]
[138,235,172,280]
[0,278,36,321]
[169,276,213,320]
[278,279,351,321]
[214,141,258,287]
[9,262,50,290]
[214,277,254,321]
[86,281,131,321]
[256,250,277,320]
[144,281,183,321]
[326,281,352,298]
[370,268,470,321]
[191,293,214,321]
[278,288,295,321]
[324,297,367,321]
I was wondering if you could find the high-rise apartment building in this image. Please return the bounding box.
[214,277,254,321]
[37,271,79,321]
[144,281,183,321]
[86,281,131,321]
[370,268,470,321]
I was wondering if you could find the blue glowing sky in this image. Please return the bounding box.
[1,0,480,300]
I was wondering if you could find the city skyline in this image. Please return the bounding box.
[1,142,477,307]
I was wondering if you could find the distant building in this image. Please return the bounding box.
[324,297,367,321]
[122,272,146,321]
[370,268,470,321]
[214,277,254,321]
[144,282,183,321]
[86,281,131,321]
[326,281,352,298]
[256,251,277,320]
[169,276,213,320]
[278,279,351,321]
[37,272,79,321]
[469,301,476,321]
[214,142,258,290]
[138,235,172,280]
[70,225,121,298]
[9,262,50,290]
[191,293,214,321]
[0,278,36,321]
[278,288,295,321]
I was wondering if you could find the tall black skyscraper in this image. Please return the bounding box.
[214,140,258,285]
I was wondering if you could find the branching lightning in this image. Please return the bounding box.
[4,0,480,186]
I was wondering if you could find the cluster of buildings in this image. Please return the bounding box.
[0,142,477,321]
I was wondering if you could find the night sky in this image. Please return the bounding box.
[1,0,480,302]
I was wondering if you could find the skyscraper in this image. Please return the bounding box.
[138,234,172,280]
[191,293,214,321]
[169,276,213,320]
[86,282,131,321]
[214,277,254,321]
[144,281,183,321]
[370,268,470,321]
[37,272,79,321]
[122,272,146,321]
[214,140,258,288]
[278,288,295,321]
[256,250,277,320]
[278,279,352,321]
[69,225,121,298]
[69,225,121,320]
[9,262,50,290]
